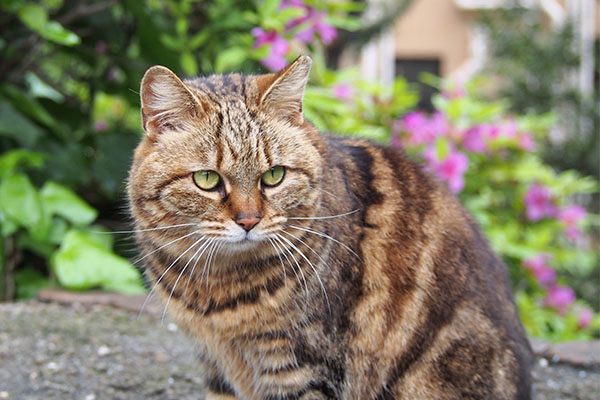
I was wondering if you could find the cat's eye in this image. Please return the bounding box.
[261,166,285,187]
[193,170,220,191]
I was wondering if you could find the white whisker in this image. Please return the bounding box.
[287,224,361,259]
[277,233,330,313]
[139,235,206,317]
[273,235,309,308]
[183,238,215,294]
[287,208,360,221]
[98,223,199,234]
[268,237,287,288]
[133,229,202,266]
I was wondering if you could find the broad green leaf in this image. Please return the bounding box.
[52,230,145,294]
[0,173,42,230]
[1,84,61,134]
[0,101,43,146]
[40,181,97,225]
[40,21,80,45]
[17,3,47,30]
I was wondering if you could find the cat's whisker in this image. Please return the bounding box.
[277,233,331,314]
[98,223,199,234]
[183,238,215,295]
[286,224,361,260]
[139,235,206,317]
[287,208,360,221]
[199,239,219,289]
[204,240,222,290]
[273,234,310,309]
[267,237,287,288]
[132,229,202,266]
[161,238,211,324]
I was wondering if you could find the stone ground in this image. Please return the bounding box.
[0,295,598,400]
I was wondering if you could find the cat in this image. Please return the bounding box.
[128,56,533,400]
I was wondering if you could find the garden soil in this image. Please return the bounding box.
[0,301,598,400]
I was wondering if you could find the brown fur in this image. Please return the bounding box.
[128,56,533,399]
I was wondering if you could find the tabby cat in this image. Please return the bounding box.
[128,56,533,399]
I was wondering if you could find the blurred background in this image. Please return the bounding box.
[0,0,598,342]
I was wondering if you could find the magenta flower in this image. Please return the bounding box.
[523,184,558,221]
[251,27,290,71]
[332,84,354,100]
[425,146,469,193]
[401,111,447,145]
[283,1,337,45]
[518,132,537,152]
[523,255,556,287]
[94,120,107,132]
[462,125,488,153]
[95,41,107,54]
[578,308,593,329]
[544,285,575,314]
[559,205,586,241]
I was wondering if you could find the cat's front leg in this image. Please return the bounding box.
[201,357,239,400]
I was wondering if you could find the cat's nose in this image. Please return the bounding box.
[235,212,261,231]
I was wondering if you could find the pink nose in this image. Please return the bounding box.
[235,213,261,231]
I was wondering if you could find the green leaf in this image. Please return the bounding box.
[215,47,248,73]
[13,267,49,299]
[39,181,97,225]
[0,173,42,230]
[17,4,80,46]
[435,137,450,160]
[0,149,44,178]
[52,230,145,294]
[180,52,198,76]
[25,72,64,102]
[0,101,44,146]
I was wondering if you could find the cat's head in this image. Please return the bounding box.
[128,56,322,259]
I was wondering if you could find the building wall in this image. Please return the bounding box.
[393,0,472,76]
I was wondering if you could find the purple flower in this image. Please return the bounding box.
[559,205,586,241]
[283,2,337,45]
[578,308,593,329]
[252,28,290,71]
[94,120,107,132]
[425,146,469,193]
[544,285,575,314]
[95,41,107,54]
[523,255,556,287]
[332,84,354,100]
[462,125,488,153]
[401,111,447,145]
[518,132,537,152]
[523,184,558,221]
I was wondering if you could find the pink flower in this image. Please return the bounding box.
[252,28,290,71]
[523,255,556,287]
[94,120,107,132]
[462,125,488,153]
[523,184,558,221]
[332,84,354,100]
[442,80,466,99]
[578,308,593,329]
[544,285,575,314]
[500,119,518,139]
[559,205,586,241]
[425,146,469,193]
[559,205,586,226]
[284,2,337,45]
[95,41,107,54]
[518,132,537,152]
[401,111,447,145]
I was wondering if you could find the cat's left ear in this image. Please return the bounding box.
[140,65,205,139]
[258,56,312,125]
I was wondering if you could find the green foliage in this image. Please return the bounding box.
[0,150,144,299]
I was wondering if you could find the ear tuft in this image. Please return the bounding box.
[258,56,312,124]
[140,66,203,138]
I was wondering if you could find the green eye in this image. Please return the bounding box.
[261,166,285,187]
[193,170,220,190]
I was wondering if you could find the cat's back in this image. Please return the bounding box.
[318,134,533,399]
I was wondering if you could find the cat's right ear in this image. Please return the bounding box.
[140,66,205,139]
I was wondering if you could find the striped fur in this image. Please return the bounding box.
[128,57,533,399]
